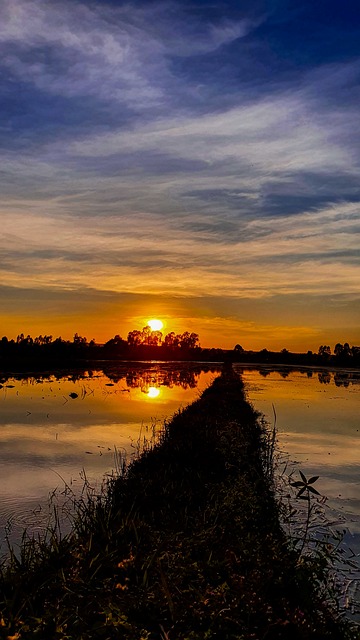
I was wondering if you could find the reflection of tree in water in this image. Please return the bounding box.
[125,368,199,392]
[317,371,360,387]
[334,372,360,387]
[104,371,126,384]
[104,366,360,391]
[0,370,93,385]
[318,372,331,384]
[334,374,350,388]
[278,370,290,379]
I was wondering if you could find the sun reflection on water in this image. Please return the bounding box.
[147,386,160,399]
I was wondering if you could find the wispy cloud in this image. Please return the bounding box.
[1,199,358,301]
[0,0,256,113]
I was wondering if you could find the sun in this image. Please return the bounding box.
[147,318,163,331]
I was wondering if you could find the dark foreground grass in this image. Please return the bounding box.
[0,368,357,639]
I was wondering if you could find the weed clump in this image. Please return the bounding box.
[0,368,357,639]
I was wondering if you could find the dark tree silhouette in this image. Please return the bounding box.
[147,330,163,346]
[318,345,331,358]
[34,335,52,345]
[234,344,244,352]
[105,334,126,348]
[127,330,143,346]
[73,333,87,345]
[179,332,200,349]
[164,332,180,348]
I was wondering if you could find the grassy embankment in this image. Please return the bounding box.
[0,368,357,639]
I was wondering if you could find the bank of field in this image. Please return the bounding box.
[0,368,357,639]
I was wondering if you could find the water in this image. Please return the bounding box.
[235,365,360,615]
[1,364,359,561]
[0,363,221,549]
[234,366,360,530]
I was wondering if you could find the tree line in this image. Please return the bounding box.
[0,326,202,366]
[0,329,359,368]
[318,342,359,360]
[0,326,200,350]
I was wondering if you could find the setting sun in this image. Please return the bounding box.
[147,319,163,331]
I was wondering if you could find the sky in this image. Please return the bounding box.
[1,0,359,351]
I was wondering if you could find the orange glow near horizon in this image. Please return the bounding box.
[0,307,359,354]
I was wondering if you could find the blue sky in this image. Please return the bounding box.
[1,0,359,349]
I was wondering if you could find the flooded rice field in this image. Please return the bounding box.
[0,363,359,569]
[0,364,221,549]
[236,365,360,614]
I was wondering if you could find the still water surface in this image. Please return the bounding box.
[0,364,359,558]
[236,365,360,554]
[0,364,220,548]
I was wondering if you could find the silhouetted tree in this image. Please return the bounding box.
[141,325,152,345]
[34,335,52,345]
[318,345,331,359]
[147,330,163,346]
[164,332,180,348]
[343,342,351,356]
[351,345,360,359]
[105,334,124,346]
[127,330,143,346]
[234,344,244,352]
[334,343,344,357]
[179,332,200,349]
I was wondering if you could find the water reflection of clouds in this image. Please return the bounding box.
[0,416,169,485]
[243,367,360,558]
[282,432,360,467]
[0,367,220,547]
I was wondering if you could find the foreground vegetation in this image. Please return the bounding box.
[0,368,358,639]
